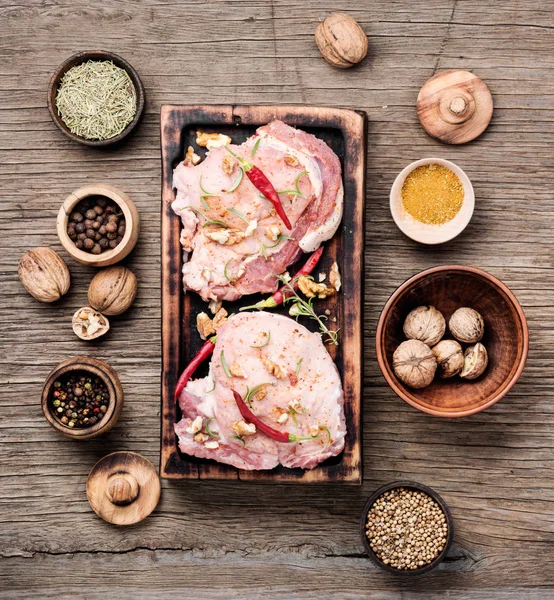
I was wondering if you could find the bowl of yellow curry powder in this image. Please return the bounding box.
[390,158,474,244]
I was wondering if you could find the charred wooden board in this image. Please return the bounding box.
[160,105,366,483]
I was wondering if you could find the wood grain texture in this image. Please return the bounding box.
[160,104,365,483]
[1,0,554,598]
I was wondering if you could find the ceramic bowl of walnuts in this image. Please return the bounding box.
[376,265,529,417]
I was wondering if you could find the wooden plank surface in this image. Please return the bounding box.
[160,104,365,483]
[1,0,554,597]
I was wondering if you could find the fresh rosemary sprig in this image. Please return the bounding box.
[250,137,261,157]
[220,350,232,377]
[276,171,308,197]
[295,357,304,377]
[277,275,339,345]
[205,417,220,439]
[224,259,235,284]
[250,331,271,348]
[226,206,250,224]
[224,167,244,193]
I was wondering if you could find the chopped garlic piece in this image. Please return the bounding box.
[329,261,341,292]
[244,219,258,238]
[277,413,289,424]
[266,225,281,241]
[318,272,327,283]
[205,441,220,449]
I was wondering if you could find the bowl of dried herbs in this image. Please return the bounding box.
[47,50,145,146]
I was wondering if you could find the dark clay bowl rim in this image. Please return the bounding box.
[47,50,145,147]
[375,265,529,418]
[360,481,454,576]
[41,356,123,439]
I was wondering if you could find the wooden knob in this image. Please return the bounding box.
[86,452,161,525]
[417,70,493,144]
[106,473,139,506]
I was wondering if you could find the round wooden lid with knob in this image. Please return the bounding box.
[86,452,161,525]
[416,70,493,144]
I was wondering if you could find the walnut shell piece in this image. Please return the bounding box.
[315,13,368,69]
[449,307,484,343]
[393,339,437,389]
[18,247,70,303]
[72,307,110,340]
[460,343,488,380]
[403,305,446,347]
[87,266,137,316]
[432,339,464,378]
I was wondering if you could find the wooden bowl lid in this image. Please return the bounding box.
[86,452,160,525]
[417,70,493,144]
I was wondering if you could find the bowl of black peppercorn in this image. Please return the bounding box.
[360,481,454,576]
[57,183,140,267]
[41,356,124,440]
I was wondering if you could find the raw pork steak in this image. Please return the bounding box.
[172,120,343,302]
[175,312,346,470]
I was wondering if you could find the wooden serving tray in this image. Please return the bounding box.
[160,105,366,483]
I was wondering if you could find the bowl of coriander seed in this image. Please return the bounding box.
[47,50,145,146]
[360,481,453,575]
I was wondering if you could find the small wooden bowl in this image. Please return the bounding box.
[47,50,145,146]
[390,158,475,245]
[360,481,453,576]
[57,183,140,267]
[41,356,124,440]
[376,266,529,417]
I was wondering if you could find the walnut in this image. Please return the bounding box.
[315,13,368,69]
[88,266,137,316]
[18,247,70,303]
[449,308,485,343]
[432,340,464,379]
[266,225,281,241]
[284,155,299,167]
[222,155,236,175]
[288,398,303,412]
[460,343,488,380]
[229,363,246,378]
[208,299,222,315]
[196,131,232,150]
[205,440,220,449]
[252,385,267,401]
[261,357,286,379]
[193,432,210,443]
[183,145,201,166]
[185,416,203,435]
[212,307,228,330]
[197,312,216,340]
[72,307,110,341]
[205,229,244,245]
[231,420,256,437]
[297,276,335,299]
[403,306,446,347]
[329,261,341,291]
[393,340,437,389]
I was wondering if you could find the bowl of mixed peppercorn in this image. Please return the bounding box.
[360,481,453,575]
[57,183,140,267]
[41,356,124,439]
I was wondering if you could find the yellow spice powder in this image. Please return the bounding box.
[401,164,464,225]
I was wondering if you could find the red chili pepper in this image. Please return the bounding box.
[241,246,325,311]
[232,389,313,443]
[174,336,217,402]
[225,147,292,230]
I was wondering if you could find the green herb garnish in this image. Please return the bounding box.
[230,435,246,447]
[199,174,218,202]
[220,350,232,377]
[318,425,332,446]
[276,171,308,197]
[202,220,228,228]
[245,383,274,407]
[278,275,339,345]
[224,259,235,284]
[205,417,220,439]
[295,358,304,377]
[226,207,250,224]
[250,331,271,348]
[182,205,207,220]
[225,167,244,193]
[265,234,294,249]
[205,379,216,393]
[55,60,137,141]
[250,138,261,157]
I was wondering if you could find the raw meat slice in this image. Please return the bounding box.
[172,120,343,302]
[175,312,346,470]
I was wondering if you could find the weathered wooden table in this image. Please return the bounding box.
[2,1,553,598]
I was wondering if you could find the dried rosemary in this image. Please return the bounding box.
[55,60,137,141]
